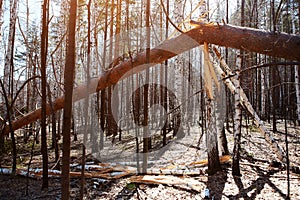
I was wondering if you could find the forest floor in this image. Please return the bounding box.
[0,120,299,200]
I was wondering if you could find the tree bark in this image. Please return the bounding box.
[80,0,91,198]
[213,48,286,163]
[3,0,18,99]
[3,21,300,135]
[0,80,17,174]
[142,0,151,174]
[295,65,300,125]
[40,0,49,189]
[232,56,242,176]
[61,0,77,199]
[206,99,222,175]
[189,21,300,61]
[203,42,221,175]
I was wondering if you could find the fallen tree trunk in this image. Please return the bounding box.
[212,48,286,162]
[130,175,205,192]
[189,20,300,61]
[3,21,300,135]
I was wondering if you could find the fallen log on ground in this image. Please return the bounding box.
[3,21,300,135]
[130,175,205,192]
[1,154,297,179]
[0,167,132,179]
[0,156,231,179]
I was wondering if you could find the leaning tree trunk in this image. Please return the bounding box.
[213,48,286,163]
[0,80,17,174]
[3,22,300,135]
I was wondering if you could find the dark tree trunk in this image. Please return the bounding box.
[0,80,17,174]
[220,126,229,155]
[40,0,49,189]
[61,0,77,199]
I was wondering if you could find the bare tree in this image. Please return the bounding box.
[141,0,151,174]
[3,0,18,99]
[40,0,49,189]
[61,0,77,199]
[0,80,17,174]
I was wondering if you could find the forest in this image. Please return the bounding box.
[0,0,299,199]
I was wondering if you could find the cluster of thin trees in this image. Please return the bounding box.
[0,0,299,199]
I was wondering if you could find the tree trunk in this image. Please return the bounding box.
[40,0,49,189]
[261,65,266,118]
[206,100,222,175]
[232,1,245,176]
[232,56,242,176]
[106,0,118,140]
[203,43,221,175]
[0,0,3,28]
[213,48,287,163]
[4,22,300,135]
[189,21,300,61]
[80,0,91,198]
[3,0,18,99]
[0,80,17,174]
[61,0,77,199]
[142,0,151,174]
[162,0,169,147]
[0,0,4,150]
[295,65,300,125]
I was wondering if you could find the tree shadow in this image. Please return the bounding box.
[233,176,251,199]
[275,130,299,139]
[206,169,228,199]
[227,166,288,199]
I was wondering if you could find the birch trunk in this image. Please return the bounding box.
[232,56,242,176]
[295,65,300,125]
[3,0,18,98]
[174,0,185,130]
[261,64,266,118]
[206,99,222,175]
[0,0,3,68]
[0,0,4,152]
[204,43,221,175]
[216,81,228,156]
